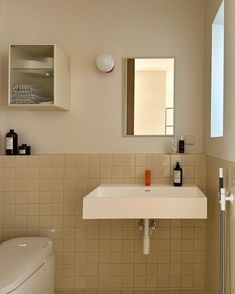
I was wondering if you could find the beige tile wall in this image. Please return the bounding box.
[205,155,235,294]
[0,154,206,292]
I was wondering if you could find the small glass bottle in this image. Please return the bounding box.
[170,138,177,154]
[5,129,18,155]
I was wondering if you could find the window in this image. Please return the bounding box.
[211,1,224,138]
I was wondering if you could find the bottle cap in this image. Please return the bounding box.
[180,136,184,140]
[10,129,14,132]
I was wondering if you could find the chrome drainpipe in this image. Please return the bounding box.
[138,219,157,255]
[218,168,234,294]
[220,210,226,294]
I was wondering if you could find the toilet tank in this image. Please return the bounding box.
[0,237,55,294]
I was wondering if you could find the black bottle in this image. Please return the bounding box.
[173,162,183,186]
[5,129,18,155]
[179,136,185,153]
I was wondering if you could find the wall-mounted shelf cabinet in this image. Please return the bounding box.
[8,44,70,110]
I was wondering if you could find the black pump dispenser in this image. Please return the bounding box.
[173,162,183,186]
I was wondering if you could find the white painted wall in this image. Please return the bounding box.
[204,0,235,162]
[223,0,235,162]
[0,0,205,154]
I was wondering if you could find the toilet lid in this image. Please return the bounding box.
[0,237,53,294]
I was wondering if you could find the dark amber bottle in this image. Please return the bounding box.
[5,129,18,155]
[173,162,183,186]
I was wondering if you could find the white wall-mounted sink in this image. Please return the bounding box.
[83,185,207,219]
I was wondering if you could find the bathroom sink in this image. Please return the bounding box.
[83,185,207,219]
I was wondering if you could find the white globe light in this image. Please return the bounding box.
[96,54,114,73]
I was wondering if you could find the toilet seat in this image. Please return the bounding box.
[0,237,53,294]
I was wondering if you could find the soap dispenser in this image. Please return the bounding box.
[173,162,182,186]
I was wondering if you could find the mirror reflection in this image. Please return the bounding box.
[125,58,174,136]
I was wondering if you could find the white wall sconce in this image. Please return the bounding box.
[96,53,114,73]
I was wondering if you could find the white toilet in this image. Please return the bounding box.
[0,237,55,294]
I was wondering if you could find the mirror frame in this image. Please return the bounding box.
[122,57,175,137]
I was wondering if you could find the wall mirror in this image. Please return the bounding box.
[124,58,175,136]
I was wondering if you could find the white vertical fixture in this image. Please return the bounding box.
[219,187,234,211]
[219,168,234,211]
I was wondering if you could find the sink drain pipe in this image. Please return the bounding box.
[143,219,150,255]
[138,219,157,255]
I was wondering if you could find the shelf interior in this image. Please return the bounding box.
[10,45,54,105]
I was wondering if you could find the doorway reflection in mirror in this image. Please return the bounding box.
[125,58,174,136]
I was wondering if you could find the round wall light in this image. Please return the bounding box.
[96,53,114,73]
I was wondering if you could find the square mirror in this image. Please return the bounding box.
[123,58,175,136]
